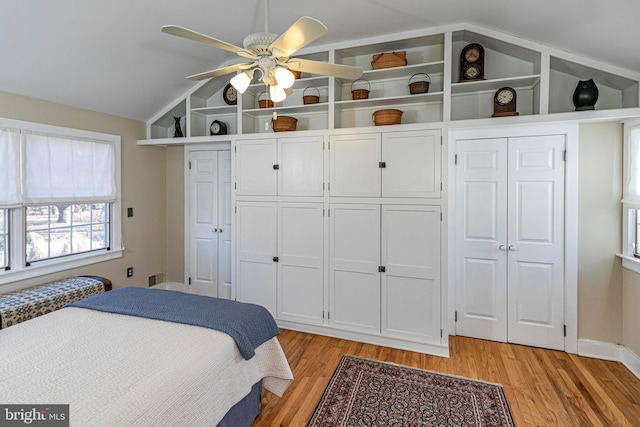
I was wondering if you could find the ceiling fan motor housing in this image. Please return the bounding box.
[243,32,278,55]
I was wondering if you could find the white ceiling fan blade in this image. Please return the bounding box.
[288,58,363,80]
[269,17,327,59]
[187,63,249,81]
[162,25,254,58]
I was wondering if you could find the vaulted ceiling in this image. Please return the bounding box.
[1,0,637,123]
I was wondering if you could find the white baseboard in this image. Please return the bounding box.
[577,339,640,380]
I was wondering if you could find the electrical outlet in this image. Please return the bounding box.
[127,207,133,217]
[127,267,133,277]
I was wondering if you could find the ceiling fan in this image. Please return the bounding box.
[161,0,363,102]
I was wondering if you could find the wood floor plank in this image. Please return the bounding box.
[253,330,640,426]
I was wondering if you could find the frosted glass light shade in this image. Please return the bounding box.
[275,67,295,89]
[270,84,287,102]
[230,72,251,94]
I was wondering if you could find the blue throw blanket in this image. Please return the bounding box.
[66,287,279,360]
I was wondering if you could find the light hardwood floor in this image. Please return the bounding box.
[253,329,640,427]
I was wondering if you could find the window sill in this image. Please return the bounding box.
[0,248,123,286]
[617,253,640,274]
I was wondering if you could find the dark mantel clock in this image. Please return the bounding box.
[492,87,519,117]
[460,43,485,82]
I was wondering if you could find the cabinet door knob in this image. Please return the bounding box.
[508,245,517,251]
[213,228,219,233]
[273,256,279,262]
[499,245,507,251]
[273,164,280,170]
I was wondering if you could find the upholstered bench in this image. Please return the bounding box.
[0,276,112,329]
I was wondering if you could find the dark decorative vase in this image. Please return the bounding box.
[572,79,599,111]
[174,117,184,138]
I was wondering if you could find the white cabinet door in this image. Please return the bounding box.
[277,203,324,324]
[455,139,509,342]
[455,136,566,350]
[329,133,381,197]
[188,151,220,298]
[382,130,441,198]
[278,136,324,196]
[507,135,565,350]
[329,204,381,333]
[236,201,277,315]
[235,138,278,196]
[381,205,441,341]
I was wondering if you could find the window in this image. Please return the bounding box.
[26,203,109,263]
[621,119,640,271]
[0,118,122,284]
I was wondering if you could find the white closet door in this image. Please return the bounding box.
[382,130,441,198]
[277,203,324,324]
[189,151,219,297]
[381,205,441,342]
[217,151,233,299]
[455,139,509,342]
[235,138,277,196]
[278,136,324,196]
[329,204,381,333]
[329,134,381,197]
[236,201,277,315]
[507,135,565,350]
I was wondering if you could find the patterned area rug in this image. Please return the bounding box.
[307,355,515,426]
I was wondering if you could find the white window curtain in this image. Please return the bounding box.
[623,127,640,208]
[0,128,22,208]
[0,128,116,207]
[22,132,116,204]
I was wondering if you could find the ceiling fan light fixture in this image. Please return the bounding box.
[270,84,287,103]
[230,70,252,94]
[275,66,295,89]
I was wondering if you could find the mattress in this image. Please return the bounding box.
[0,306,293,426]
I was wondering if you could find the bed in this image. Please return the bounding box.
[0,286,293,426]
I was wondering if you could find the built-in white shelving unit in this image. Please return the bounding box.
[140,24,640,144]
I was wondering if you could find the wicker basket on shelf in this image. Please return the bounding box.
[303,86,320,104]
[258,92,274,108]
[271,115,297,132]
[372,109,403,126]
[408,73,431,94]
[371,51,407,69]
[351,79,370,100]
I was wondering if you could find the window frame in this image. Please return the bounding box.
[0,118,122,286]
[620,118,640,273]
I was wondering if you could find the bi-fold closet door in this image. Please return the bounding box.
[188,150,232,298]
[455,135,566,350]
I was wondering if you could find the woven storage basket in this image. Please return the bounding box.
[371,51,407,69]
[373,109,403,126]
[272,115,297,132]
[258,92,274,108]
[303,86,320,104]
[408,73,431,94]
[351,79,370,100]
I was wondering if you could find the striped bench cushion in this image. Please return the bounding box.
[0,276,111,329]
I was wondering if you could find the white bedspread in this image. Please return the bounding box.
[0,306,293,426]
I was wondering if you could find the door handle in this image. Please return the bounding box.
[498,245,507,251]
[508,245,517,251]
[213,228,218,233]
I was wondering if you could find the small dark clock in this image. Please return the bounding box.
[460,43,485,82]
[222,83,237,105]
[492,87,519,117]
[210,120,228,135]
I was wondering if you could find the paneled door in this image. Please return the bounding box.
[455,135,566,350]
[188,150,232,298]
